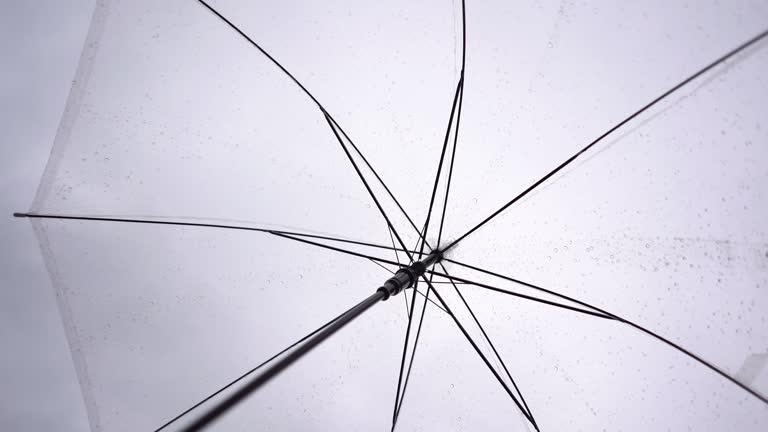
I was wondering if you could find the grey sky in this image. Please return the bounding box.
[3,1,768,431]
[1,1,94,431]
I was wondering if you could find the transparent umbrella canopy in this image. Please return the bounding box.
[16,0,768,430]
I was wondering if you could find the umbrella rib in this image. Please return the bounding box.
[436,0,467,249]
[196,0,430,251]
[460,0,467,72]
[393,4,467,425]
[405,286,449,314]
[326,114,430,249]
[195,0,322,112]
[421,275,538,429]
[390,98,461,424]
[436,78,464,248]
[441,260,768,405]
[409,231,423,265]
[445,258,618,318]
[391,219,431,429]
[445,27,768,251]
[392,271,435,430]
[370,258,396,275]
[618,315,768,405]
[387,225,411,318]
[152,296,364,431]
[270,231,400,267]
[437,263,538,428]
[13,212,415,255]
[403,288,411,319]
[322,113,414,262]
[15,212,411,270]
[391,275,422,429]
[387,206,458,430]
[420,75,464,254]
[429,270,615,320]
[387,225,403,266]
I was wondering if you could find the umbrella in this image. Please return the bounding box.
[15,0,768,430]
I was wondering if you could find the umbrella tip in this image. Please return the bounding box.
[13,212,28,218]
[433,248,445,262]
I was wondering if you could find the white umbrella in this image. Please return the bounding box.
[16,0,768,430]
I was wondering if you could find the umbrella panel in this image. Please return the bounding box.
[34,218,417,431]
[27,0,768,430]
[450,35,768,405]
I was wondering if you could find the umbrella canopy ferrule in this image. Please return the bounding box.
[377,250,442,300]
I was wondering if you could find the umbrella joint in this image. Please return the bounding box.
[377,249,443,300]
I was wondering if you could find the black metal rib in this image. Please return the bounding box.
[420,275,537,428]
[436,0,467,249]
[390,75,465,429]
[430,269,614,320]
[445,27,768,251]
[619,317,768,405]
[392,271,435,428]
[17,213,401,267]
[441,260,768,405]
[319,111,424,425]
[387,226,402,266]
[270,231,400,267]
[403,289,411,319]
[445,258,616,318]
[370,258,395,275]
[405,286,448,314]
[326,114,429,250]
[421,75,464,252]
[436,78,464,248]
[196,0,428,255]
[391,275,422,429]
[13,212,413,256]
[387,225,411,317]
[392,4,470,425]
[322,113,414,262]
[197,0,321,110]
[460,0,466,72]
[437,263,537,428]
[429,280,468,285]
[410,221,428,265]
[194,15,438,415]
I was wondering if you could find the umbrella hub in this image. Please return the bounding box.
[377,250,443,300]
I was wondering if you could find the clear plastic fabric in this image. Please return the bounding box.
[29,0,768,430]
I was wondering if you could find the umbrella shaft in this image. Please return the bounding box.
[182,252,442,430]
[181,289,386,431]
[378,250,442,299]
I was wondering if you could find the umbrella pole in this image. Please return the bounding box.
[180,251,442,431]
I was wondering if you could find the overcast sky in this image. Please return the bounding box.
[0,1,94,430]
